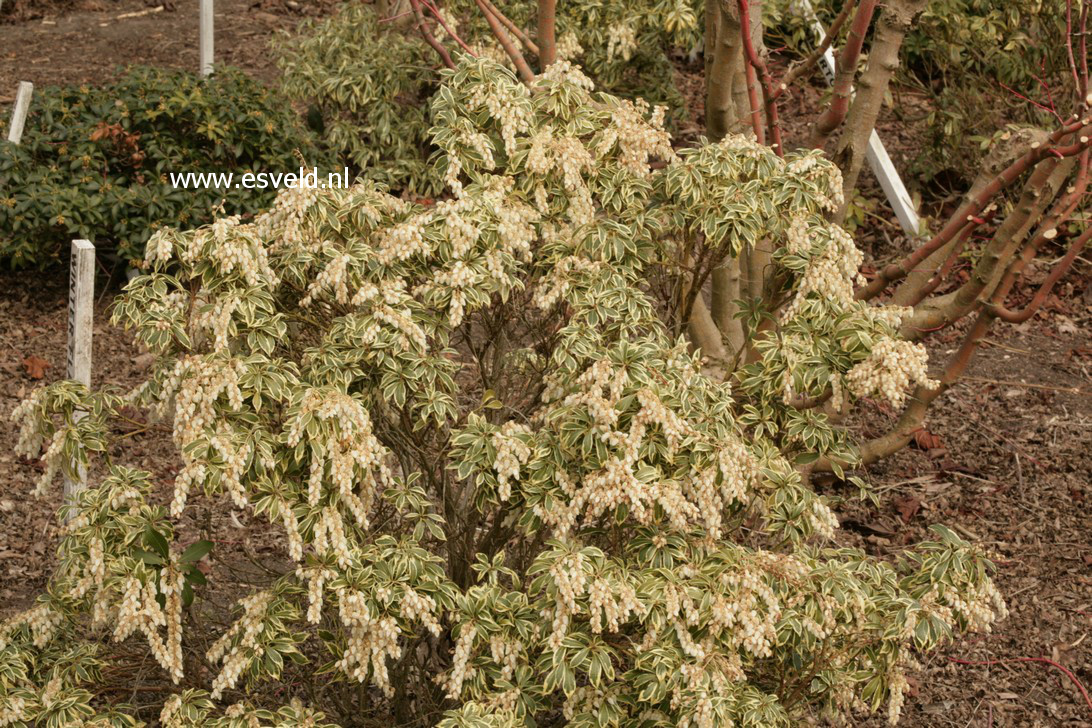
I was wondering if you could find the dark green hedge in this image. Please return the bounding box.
[0,66,328,268]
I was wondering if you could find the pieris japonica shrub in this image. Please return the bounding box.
[3,59,1006,727]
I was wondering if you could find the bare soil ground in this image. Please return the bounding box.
[0,0,338,97]
[0,4,1090,726]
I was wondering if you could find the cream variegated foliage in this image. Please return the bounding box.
[3,59,1001,727]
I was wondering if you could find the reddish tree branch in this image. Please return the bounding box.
[1080,0,1089,103]
[475,0,536,83]
[809,0,878,148]
[776,0,858,97]
[745,61,766,144]
[737,0,783,153]
[418,0,478,56]
[906,224,977,306]
[538,0,557,68]
[477,0,539,55]
[409,0,456,69]
[857,117,1091,300]
[986,227,1090,322]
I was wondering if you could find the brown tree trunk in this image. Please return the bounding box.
[711,262,745,353]
[832,0,926,217]
[705,0,747,140]
[538,0,557,68]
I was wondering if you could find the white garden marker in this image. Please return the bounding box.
[6,81,33,144]
[64,239,95,514]
[796,1,923,236]
[199,0,215,77]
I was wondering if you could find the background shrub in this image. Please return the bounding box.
[275,0,698,197]
[0,66,328,268]
[275,3,443,197]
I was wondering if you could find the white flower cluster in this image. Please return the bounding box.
[301,253,353,306]
[588,575,643,633]
[528,132,595,225]
[256,184,323,253]
[786,153,845,212]
[445,622,478,699]
[606,23,637,63]
[115,568,184,683]
[711,567,781,659]
[783,222,864,318]
[689,438,760,540]
[532,253,603,312]
[313,505,353,569]
[562,685,611,722]
[155,357,248,514]
[942,576,1008,634]
[547,550,588,649]
[887,668,909,725]
[376,217,429,265]
[444,128,495,195]
[536,59,595,92]
[165,356,246,447]
[465,69,532,158]
[805,498,840,539]
[490,421,533,502]
[0,693,27,726]
[846,337,939,408]
[346,276,430,351]
[400,587,442,638]
[207,590,275,699]
[537,357,766,542]
[159,215,279,288]
[193,294,241,353]
[9,388,70,496]
[555,32,584,62]
[0,602,63,651]
[595,98,676,175]
[299,563,336,623]
[335,589,402,696]
[286,389,388,534]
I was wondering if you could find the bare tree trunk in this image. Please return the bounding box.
[705,0,747,139]
[689,296,729,363]
[538,0,557,68]
[833,0,926,216]
[711,262,745,352]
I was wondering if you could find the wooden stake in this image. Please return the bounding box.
[199,0,214,77]
[64,239,95,515]
[7,81,33,144]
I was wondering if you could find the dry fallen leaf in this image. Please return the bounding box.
[22,355,50,380]
[913,428,944,451]
[895,495,923,524]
